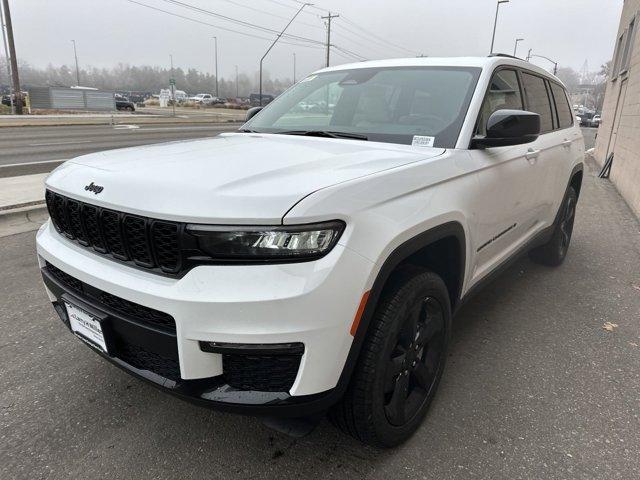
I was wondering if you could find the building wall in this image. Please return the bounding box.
[595,0,640,218]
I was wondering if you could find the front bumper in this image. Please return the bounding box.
[36,220,374,414]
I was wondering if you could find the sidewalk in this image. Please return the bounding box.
[0,173,46,211]
[0,173,47,237]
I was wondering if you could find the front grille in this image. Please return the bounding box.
[45,190,182,274]
[116,341,181,381]
[45,262,176,334]
[223,354,302,392]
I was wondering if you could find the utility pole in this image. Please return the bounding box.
[321,12,339,67]
[71,39,80,86]
[169,54,175,117]
[212,36,218,97]
[513,38,524,57]
[2,0,22,114]
[293,52,296,83]
[259,3,311,106]
[490,0,509,54]
[235,64,238,98]
[526,48,532,61]
[0,0,14,113]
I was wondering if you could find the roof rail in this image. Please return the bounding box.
[488,53,523,60]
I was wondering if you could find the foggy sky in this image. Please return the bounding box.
[4,0,624,81]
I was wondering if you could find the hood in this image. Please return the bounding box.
[45,133,444,224]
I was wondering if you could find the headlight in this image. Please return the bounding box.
[186,221,345,261]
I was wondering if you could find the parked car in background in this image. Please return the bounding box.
[249,93,274,106]
[578,112,595,127]
[1,92,28,106]
[115,95,136,111]
[174,90,188,103]
[37,56,584,448]
[189,93,215,104]
[590,114,601,127]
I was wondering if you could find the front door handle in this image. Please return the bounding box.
[561,139,572,148]
[525,148,540,163]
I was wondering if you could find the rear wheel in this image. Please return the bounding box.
[331,268,451,447]
[529,186,577,266]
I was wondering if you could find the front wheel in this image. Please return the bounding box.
[331,268,451,447]
[529,186,578,266]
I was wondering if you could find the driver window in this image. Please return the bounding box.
[476,69,524,135]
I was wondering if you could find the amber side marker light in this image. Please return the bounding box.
[350,290,371,336]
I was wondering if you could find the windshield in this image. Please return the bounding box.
[244,66,481,148]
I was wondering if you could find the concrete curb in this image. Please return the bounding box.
[0,117,244,128]
[0,202,48,238]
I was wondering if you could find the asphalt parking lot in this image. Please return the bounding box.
[1,155,639,479]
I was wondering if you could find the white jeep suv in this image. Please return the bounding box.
[37,56,584,447]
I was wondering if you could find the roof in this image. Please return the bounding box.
[315,56,560,83]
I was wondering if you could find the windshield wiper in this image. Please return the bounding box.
[278,130,368,141]
[238,128,259,133]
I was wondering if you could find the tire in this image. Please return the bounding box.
[331,268,451,448]
[529,186,578,267]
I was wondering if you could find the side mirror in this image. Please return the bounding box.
[472,109,540,148]
[245,106,263,122]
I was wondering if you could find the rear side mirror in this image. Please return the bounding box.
[245,106,263,122]
[472,109,540,148]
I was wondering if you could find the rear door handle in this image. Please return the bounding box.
[562,139,572,148]
[525,149,540,162]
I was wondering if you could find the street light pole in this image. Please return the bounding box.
[235,64,238,98]
[71,39,80,86]
[490,0,509,54]
[527,52,559,75]
[212,36,218,97]
[293,52,296,84]
[259,2,311,106]
[513,38,524,57]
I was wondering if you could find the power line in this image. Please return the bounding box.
[124,0,322,49]
[333,23,415,57]
[159,0,324,46]
[125,0,368,73]
[330,29,391,59]
[274,0,416,56]
[340,15,416,55]
[217,0,325,32]
[280,0,327,14]
[332,45,367,62]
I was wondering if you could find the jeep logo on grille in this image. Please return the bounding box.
[84,182,104,195]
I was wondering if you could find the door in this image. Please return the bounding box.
[546,81,584,218]
[519,72,567,226]
[469,68,549,284]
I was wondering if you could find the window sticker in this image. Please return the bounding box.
[411,136,435,147]
[300,75,317,82]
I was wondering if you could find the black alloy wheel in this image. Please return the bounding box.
[331,268,451,447]
[558,192,577,258]
[384,296,445,426]
[529,185,578,267]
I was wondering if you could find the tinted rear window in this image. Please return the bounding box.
[521,72,554,133]
[550,82,573,129]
